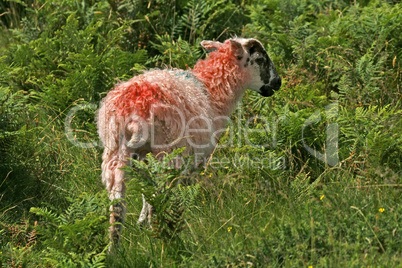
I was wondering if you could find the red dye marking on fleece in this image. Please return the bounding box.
[193,40,247,95]
[111,80,162,118]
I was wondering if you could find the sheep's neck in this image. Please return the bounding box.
[192,54,248,118]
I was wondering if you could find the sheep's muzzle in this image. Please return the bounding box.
[260,77,281,97]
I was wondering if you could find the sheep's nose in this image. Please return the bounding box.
[271,77,281,90]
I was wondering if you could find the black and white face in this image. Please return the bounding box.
[236,38,282,97]
[200,37,281,97]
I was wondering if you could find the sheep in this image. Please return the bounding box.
[96,37,281,247]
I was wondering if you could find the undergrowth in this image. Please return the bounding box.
[0,0,400,267]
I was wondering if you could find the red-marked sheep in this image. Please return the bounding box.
[97,37,281,246]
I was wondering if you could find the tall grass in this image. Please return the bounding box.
[0,0,401,267]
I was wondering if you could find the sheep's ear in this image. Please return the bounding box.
[201,40,222,52]
[244,39,265,55]
[229,39,244,58]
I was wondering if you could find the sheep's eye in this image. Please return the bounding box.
[256,58,265,65]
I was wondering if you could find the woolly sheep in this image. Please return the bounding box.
[97,37,281,247]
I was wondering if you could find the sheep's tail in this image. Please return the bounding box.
[97,102,125,191]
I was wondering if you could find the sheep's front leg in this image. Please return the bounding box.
[137,194,153,225]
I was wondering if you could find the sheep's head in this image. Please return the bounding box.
[201,38,281,97]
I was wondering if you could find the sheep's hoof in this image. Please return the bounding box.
[108,224,122,253]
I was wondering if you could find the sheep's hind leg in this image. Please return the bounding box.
[105,151,130,251]
[108,175,127,251]
[109,200,126,245]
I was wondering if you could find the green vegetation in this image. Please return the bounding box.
[0,0,400,267]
